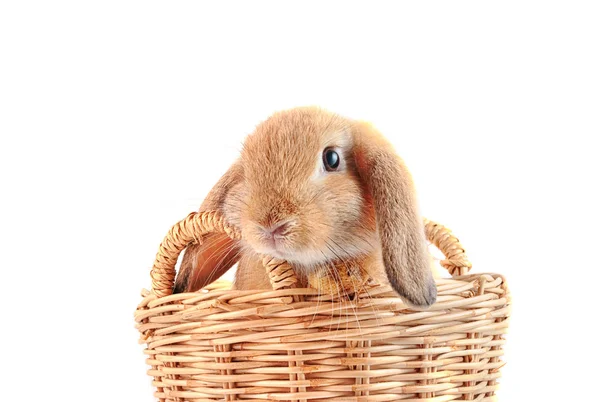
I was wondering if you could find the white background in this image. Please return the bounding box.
[1,1,599,401]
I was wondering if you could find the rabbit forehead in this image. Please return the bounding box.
[241,107,352,183]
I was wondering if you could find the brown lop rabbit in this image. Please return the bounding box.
[174,107,437,307]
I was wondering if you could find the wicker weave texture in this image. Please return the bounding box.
[136,211,510,401]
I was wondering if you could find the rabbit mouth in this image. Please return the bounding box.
[252,242,332,272]
[254,236,293,259]
[249,236,307,265]
[262,236,286,253]
[246,223,359,269]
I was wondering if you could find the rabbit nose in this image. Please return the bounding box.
[261,220,292,238]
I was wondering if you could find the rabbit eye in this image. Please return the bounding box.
[323,148,340,171]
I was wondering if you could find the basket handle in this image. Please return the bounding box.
[424,218,472,276]
[150,211,240,297]
[150,211,471,297]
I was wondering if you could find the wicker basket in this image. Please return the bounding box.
[135,211,511,401]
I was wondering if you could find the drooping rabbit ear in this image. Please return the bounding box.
[173,232,240,293]
[352,122,436,307]
[173,161,243,293]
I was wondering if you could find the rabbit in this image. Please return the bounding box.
[173,107,437,307]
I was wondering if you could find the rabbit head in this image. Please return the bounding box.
[175,107,436,307]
